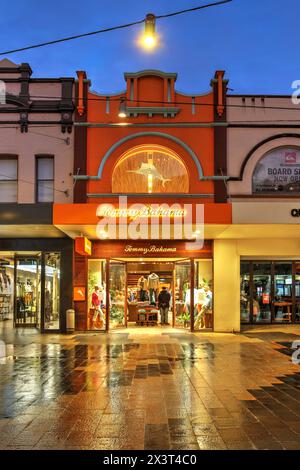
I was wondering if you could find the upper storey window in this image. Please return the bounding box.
[112,145,189,194]
[0,157,17,202]
[253,147,300,194]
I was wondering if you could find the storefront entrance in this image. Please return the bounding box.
[0,251,61,332]
[241,260,300,324]
[85,254,213,332]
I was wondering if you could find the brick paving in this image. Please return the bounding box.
[0,324,300,450]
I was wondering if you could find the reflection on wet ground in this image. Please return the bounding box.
[0,325,300,450]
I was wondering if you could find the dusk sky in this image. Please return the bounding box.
[1,0,298,95]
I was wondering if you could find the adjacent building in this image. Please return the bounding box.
[0,59,74,333]
[227,93,300,326]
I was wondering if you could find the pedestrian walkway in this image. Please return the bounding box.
[0,326,300,450]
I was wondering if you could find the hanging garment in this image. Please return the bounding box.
[185,288,198,306]
[139,290,147,302]
[137,276,148,290]
[148,273,160,290]
[149,288,157,305]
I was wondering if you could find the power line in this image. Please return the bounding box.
[0,172,69,196]
[19,94,300,114]
[156,0,232,19]
[0,1,233,56]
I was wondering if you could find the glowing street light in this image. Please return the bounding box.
[118,97,127,118]
[140,13,157,51]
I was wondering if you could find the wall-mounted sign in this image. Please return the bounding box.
[291,209,300,218]
[91,240,212,259]
[75,237,92,256]
[253,147,300,194]
[97,204,186,220]
[74,286,86,301]
[124,244,177,255]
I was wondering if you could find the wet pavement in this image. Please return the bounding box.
[0,324,300,450]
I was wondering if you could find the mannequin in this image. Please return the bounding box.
[91,285,105,329]
[195,285,213,329]
[184,285,198,314]
[148,273,160,305]
[137,276,148,301]
[194,283,206,329]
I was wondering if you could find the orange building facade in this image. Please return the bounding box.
[54,69,232,333]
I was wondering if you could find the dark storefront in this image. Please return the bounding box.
[241,260,300,325]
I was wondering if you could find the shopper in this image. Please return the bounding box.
[158,286,171,325]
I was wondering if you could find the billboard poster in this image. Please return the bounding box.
[253,147,300,194]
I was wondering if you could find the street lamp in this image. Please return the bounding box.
[139,13,157,51]
[118,97,127,118]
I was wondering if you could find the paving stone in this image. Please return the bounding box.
[1,325,300,450]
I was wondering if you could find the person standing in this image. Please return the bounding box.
[158,286,171,325]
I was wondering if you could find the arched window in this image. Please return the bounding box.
[112,145,189,194]
[253,147,300,194]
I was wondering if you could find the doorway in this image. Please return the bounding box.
[241,260,300,325]
[87,258,213,332]
[15,256,41,328]
[0,251,61,332]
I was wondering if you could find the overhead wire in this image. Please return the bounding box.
[0,1,233,56]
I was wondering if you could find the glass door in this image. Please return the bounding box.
[87,259,107,331]
[43,253,61,331]
[294,262,300,323]
[14,256,41,328]
[252,262,272,323]
[194,259,213,331]
[173,259,192,329]
[109,260,127,329]
[273,262,293,323]
[240,262,251,323]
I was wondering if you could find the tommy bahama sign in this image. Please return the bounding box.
[124,244,177,255]
[95,196,204,244]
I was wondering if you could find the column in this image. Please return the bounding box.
[213,239,240,332]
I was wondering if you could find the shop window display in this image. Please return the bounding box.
[44,253,60,330]
[295,262,300,323]
[0,258,14,323]
[109,261,126,329]
[174,261,190,328]
[240,260,300,325]
[15,257,41,327]
[88,259,106,331]
[240,262,251,323]
[253,263,272,323]
[88,259,213,330]
[174,260,213,330]
[273,262,292,323]
[194,260,213,331]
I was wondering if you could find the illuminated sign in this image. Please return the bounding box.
[97,204,186,220]
[124,244,177,255]
[75,237,92,256]
[74,286,86,301]
[253,148,300,194]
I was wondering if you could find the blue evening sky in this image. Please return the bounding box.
[0,0,298,95]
